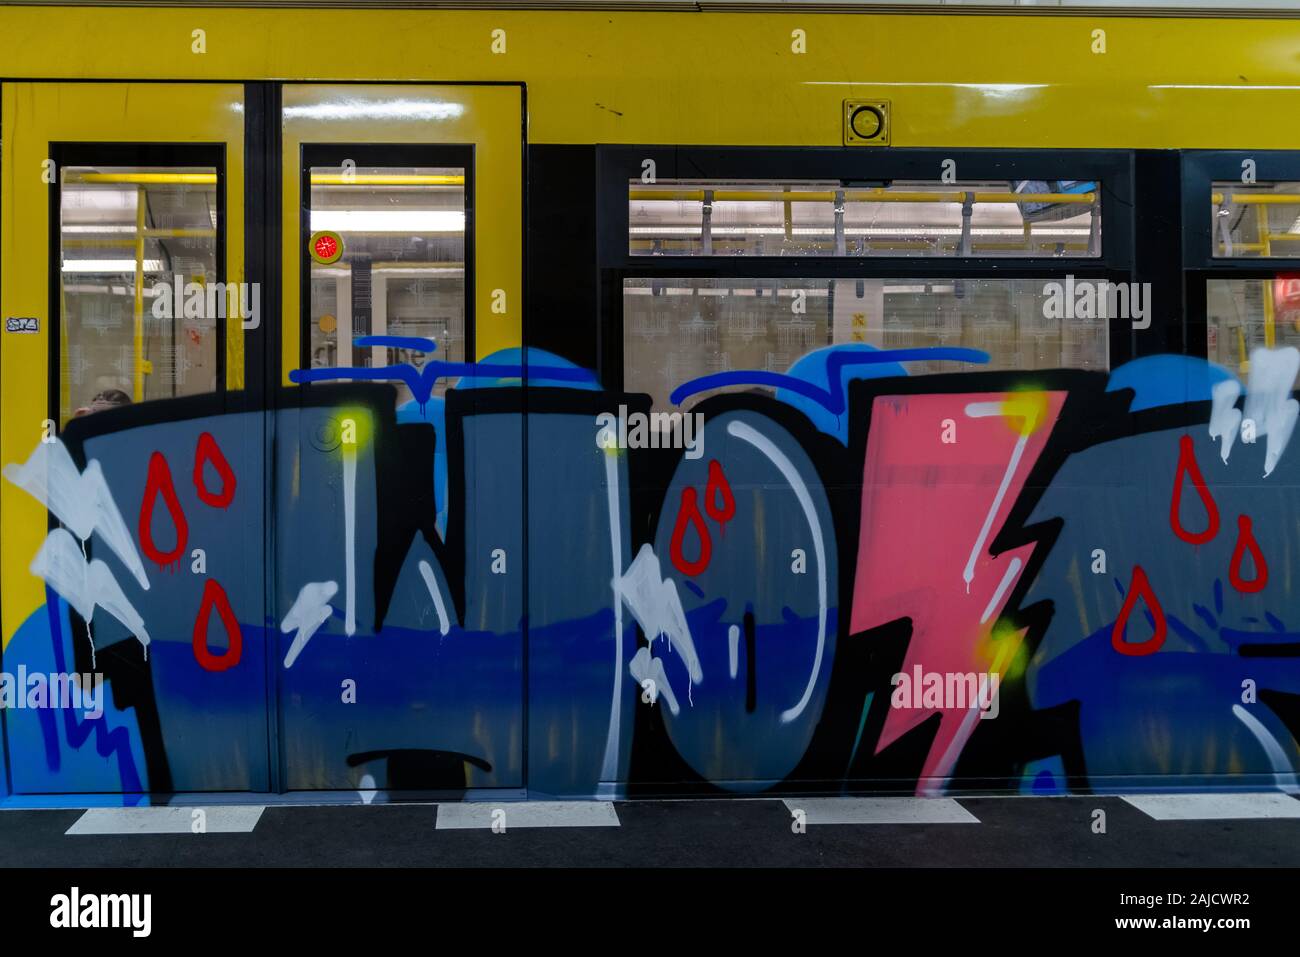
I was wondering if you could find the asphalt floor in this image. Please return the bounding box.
[4,793,1300,868]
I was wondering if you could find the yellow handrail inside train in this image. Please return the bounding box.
[630,189,1096,205]
[1212,192,1300,205]
[65,172,465,186]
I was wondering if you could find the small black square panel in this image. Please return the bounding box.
[844,100,890,147]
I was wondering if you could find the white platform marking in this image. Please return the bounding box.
[1120,793,1300,820]
[66,806,265,835]
[782,797,979,825]
[435,801,620,830]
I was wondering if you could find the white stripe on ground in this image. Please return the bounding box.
[66,806,265,835]
[1120,793,1300,820]
[781,797,979,824]
[435,801,620,830]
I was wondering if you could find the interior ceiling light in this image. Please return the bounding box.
[62,259,164,273]
[283,99,465,122]
[310,210,465,233]
[628,226,1090,238]
[61,224,139,234]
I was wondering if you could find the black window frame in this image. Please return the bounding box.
[597,146,1138,391]
[297,142,476,375]
[48,141,228,425]
[1182,150,1300,362]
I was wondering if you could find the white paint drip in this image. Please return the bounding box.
[342,443,357,637]
[281,580,338,669]
[616,543,703,685]
[629,645,680,716]
[728,624,740,679]
[415,561,452,637]
[726,419,827,725]
[1242,347,1300,477]
[979,556,1022,625]
[598,449,625,784]
[1232,704,1300,795]
[1208,378,1243,463]
[31,528,151,660]
[3,439,150,591]
[962,401,1029,593]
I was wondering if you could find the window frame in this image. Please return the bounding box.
[597,146,1137,391]
[1182,149,1300,271]
[297,141,476,374]
[1180,150,1300,361]
[48,141,228,424]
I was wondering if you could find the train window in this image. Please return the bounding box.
[1211,183,1300,258]
[628,179,1101,258]
[623,277,1109,412]
[1207,278,1300,380]
[305,163,467,404]
[57,165,220,424]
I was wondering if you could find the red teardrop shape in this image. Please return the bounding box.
[669,486,712,576]
[704,459,735,526]
[1170,434,1219,545]
[192,578,242,672]
[139,451,188,568]
[193,431,236,509]
[1112,565,1167,656]
[1229,514,1269,594]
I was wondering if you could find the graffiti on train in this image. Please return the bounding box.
[3,342,1300,802]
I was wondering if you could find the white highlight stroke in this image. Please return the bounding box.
[281,580,338,669]
[416,561,452,637]
[980,557,1022,625]
[3,439,149,590]
[728,624,740,680]
[31,528,151,659]
[598,448,625,784]
[1233,703,1300,795]
[962,402,1029,593]
[726,419,827,725]
[923,643,1016,796]
[342,443,357,637]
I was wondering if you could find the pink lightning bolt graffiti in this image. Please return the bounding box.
[850,390,1065,793]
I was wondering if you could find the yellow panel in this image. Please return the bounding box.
[0,82,244,650]
[4,9,1300,147]
[281,84,522,379]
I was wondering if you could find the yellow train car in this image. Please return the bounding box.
[2,2,1300,803]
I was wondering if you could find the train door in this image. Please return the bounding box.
[274,85,526,794]
[0,83,267,795]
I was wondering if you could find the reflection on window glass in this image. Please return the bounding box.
[308,165,466,404]
[628,179,1101,258]
[1212,182,1300,258]
[624,277,1109,411]
[59,166,219,424]
[1208,278,1300,383]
